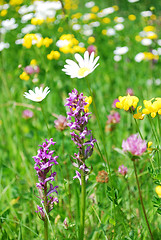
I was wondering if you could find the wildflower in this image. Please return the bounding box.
[47,50,60,60]
[24,86,50,102]
[118,165,128,176]
[84,96,92,112]
[96,170,108,183]
[1,9,7,17]
[87,45,97,56]
[116,94,139,111]
[31,18,44,25]
[128,14,136,21]
[54,115,68,131]
[63,218,68,229]
[87,36,95,44]
[126,88,134,96]
[33,138,58,220]
[112,99,120,108]
[155,186,161,198]
[62,51,99,78]
[105,111,120,132]
[133,106,145,120]
[20,71,30,81]
[141,98,161,118]
[1,18,18,31]
[65,89,96,183]
[114,46,128,55]
[0,42,10,51]
[22,109,34,119]
[114,23,124,31]
[147,141,153,152]
[122,133,147,156]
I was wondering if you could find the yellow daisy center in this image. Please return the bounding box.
[35,96,43,100]
[78,67,90,77]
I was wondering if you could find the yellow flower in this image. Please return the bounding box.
[58,27,63,32]
[30,59,37,66]
[113,5,119,11]
[43,37,53,48]
[150,14,156,20]
[91,6,99,13]
[84,96,92,112]
[23,34,38,48]
[133,106,145,120]
[0,9,7,16]
[88,36,95,44]
[155,186,161,198]
[147,141,153,151]
[9,0,23,5]
[102,29,107,35]
[143,26,155,32]
[135,35,142,42]
[142,98,161,118]
[31,18,44,25]
[102,17,111,24]
[20,72,30,81]
[128,14,136,21]
[47,50,60,60]
[116,94,139,111]
[46,17,55,23]
[71,13,82,19]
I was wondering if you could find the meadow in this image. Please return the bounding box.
[1,0,161,239]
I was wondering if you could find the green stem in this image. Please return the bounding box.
[148,115,160,167]
[133,118,143,139]
[79,169,86,240]
[85,78,116,226]
[40,102,50,137]
[85,78,110,171]
[133,160,154,240]
[44,185,48,240]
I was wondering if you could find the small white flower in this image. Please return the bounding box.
[114,46,128,55]
[114,23,124,31]
[72,24,81,31]
[1,18,18,31]
[24,87,50,102]
[134,52,144,62]
[155,79,161,86]
[62,51,99,79]
[21,24,36,34]
[114,55,122,62]
[114,17,124,23]
[141,11,152,17]
[106,28,115,36]
[128,0,139,2]
[85,1,95,8]
[0,42,10,51]
[21,13,34,23]
[141,38,152,46]
[157,39,161,46]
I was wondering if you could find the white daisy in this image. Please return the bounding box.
[62,51,99,79]
[24,87,50,102]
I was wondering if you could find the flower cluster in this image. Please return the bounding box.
[105,110,120,132]
[33,139,59,220]
[116,94,139,111]
[122,133,147,156]
[20,59,40,81]
[135,98,161,119]
[118,165,128,176]
[54,115,68,131]
[56,34,85,54]
[65,89,96,183]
